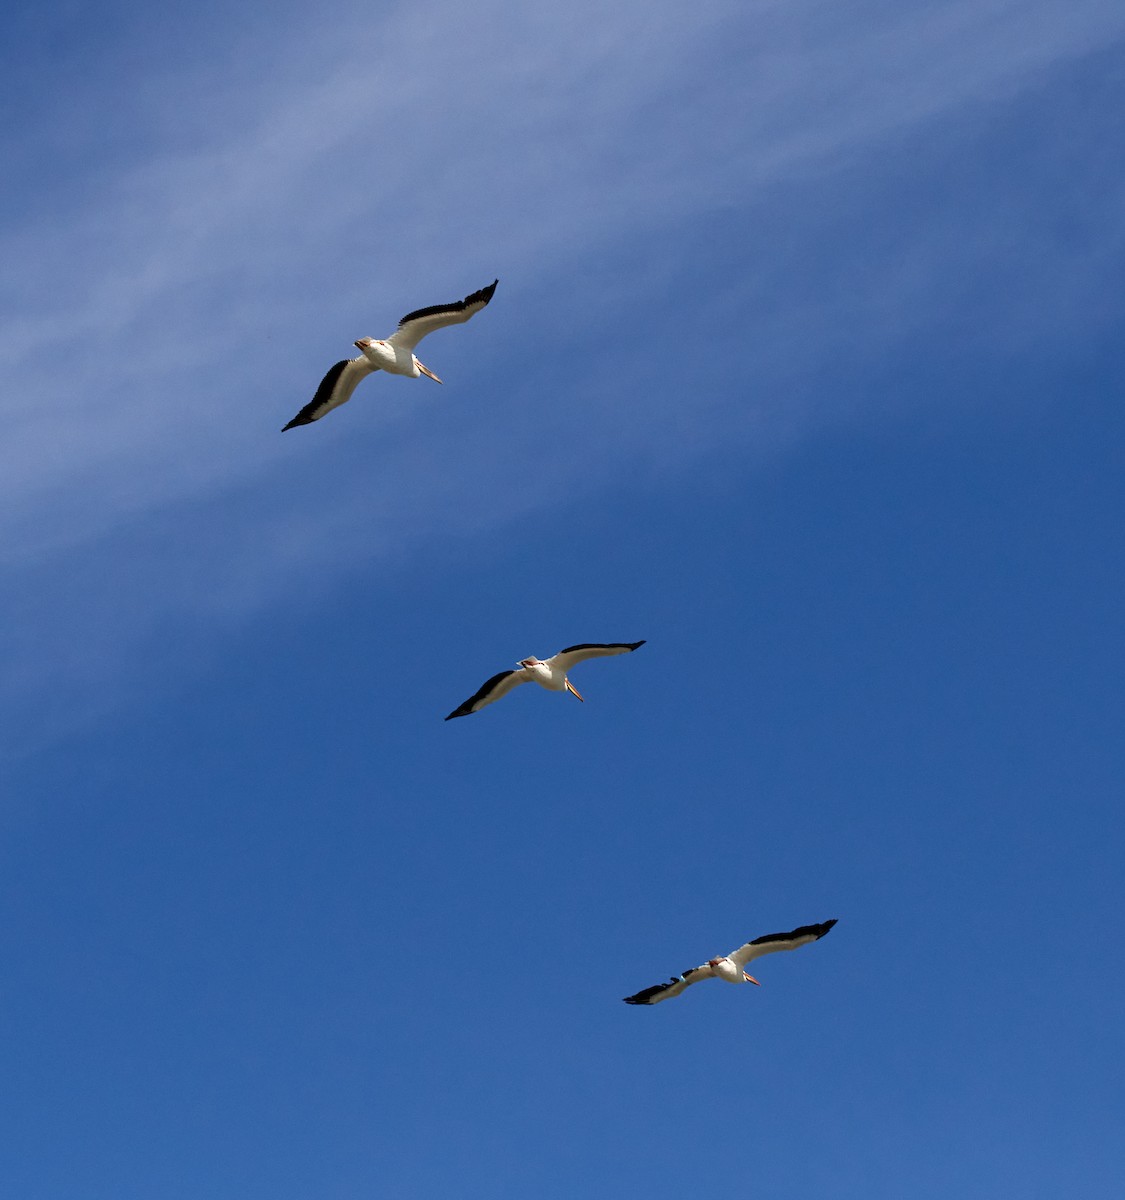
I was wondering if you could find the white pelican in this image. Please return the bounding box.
[282,279,498,429]
[445,641,646,720]
[623,919,837,1005]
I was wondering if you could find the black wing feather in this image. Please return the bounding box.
[444,669,517,721]
[749,919,838,947]
[398,279,498,328]
[623,978,681,1005]
[557,641,646,656]
[282,360,350,430]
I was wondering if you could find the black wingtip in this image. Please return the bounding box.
[622,977,678,1005]
[629,640,646,650]
[399,280,500,328]
[469,278,498,307]
[804,919,838,942]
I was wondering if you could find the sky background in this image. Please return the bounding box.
[2,0,1124,1196]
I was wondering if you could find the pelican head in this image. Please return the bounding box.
[518,657,541,668]
[355,338,384,364]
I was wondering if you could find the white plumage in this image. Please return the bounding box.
[623,920,837,1005]
[283,279,498,429]
[445,641,646,720]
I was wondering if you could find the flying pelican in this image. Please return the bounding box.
[623,919,837,1005]
[445,641,646,720]
[282,279,498,429]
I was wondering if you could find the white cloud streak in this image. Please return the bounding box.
[2,0,1123,749]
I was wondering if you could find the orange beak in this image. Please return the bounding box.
[416,360,443,384]
[743,973,761,985]
[565,679,584,702]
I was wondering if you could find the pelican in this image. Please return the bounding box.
[444,641,646,720]
[282,279,498,429]
[623,919,837,1005]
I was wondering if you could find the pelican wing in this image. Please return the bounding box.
[729,920,837,969]
[386,279,498,352]
[548,641,646,674]
[623,963,715,1005]
[445,666,532,720]
[283,356,375,430]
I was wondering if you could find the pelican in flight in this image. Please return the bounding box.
[282,279,498,429]
[623,919,837,1005]
[445,641,646,720]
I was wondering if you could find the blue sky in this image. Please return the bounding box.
[2,1,1124,1196]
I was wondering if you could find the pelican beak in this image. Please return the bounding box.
[354,339,369,350]
[743,973,761,986]
[565,679,585,702]
[416,360,443,384]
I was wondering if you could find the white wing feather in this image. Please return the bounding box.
[547,642,646,675]
[445,666,532,720]
[283,357,376,429]
[386,280,498,353]
[623,963,715,1005]
[729,920,838,969]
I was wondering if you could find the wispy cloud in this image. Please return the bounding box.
[2,0,1124,751]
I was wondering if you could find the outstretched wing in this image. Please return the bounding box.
[547,641,646,675]
[445,666,531,720]
[283,356,375,430]
[386,279,498,353]
[623,962,715,1005]
[729,920,837,969]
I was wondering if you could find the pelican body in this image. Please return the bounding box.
[515,655,585,698]
[623,919,837,1005]
[706,956,751,984]
[282,279,497,430]
[354,337,443,381]
[445,642,646,720]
